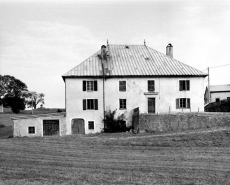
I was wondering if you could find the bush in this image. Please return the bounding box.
[57,109,62,112]
[205,99,230,112]
[0,124,5,128]
[103,109,126,133]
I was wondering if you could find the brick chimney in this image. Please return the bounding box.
[166,43,173,58]
[101,45,107,60]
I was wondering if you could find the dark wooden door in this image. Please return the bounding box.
[43,120,59,136]
[148,98,155,113]
[72,119,85,134]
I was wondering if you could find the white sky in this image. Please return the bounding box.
[0,0,230,108]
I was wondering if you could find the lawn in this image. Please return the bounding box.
[0,130,230,185]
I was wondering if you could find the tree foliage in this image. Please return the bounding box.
[23,92,45,109]
[3,96,26,113]
[0,75,27,98]
[103,109,126,133]
[0,75,27,113]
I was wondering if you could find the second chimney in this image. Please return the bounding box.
[166,43,173,58]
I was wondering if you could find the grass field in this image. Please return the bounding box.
[1,129,230,185]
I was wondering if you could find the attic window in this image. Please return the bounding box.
[125,45,129,49]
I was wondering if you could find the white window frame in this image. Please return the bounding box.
[119,99,127,109]
[148,80,155,92]
[83,99,98,110]
[86,81,94,91]
[119,80,126,92]
[176,98,190,109]
[88,121,94,130]
[28,126,35,134]
[179,80,190,91]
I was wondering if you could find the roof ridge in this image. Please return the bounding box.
[62,44,208,78]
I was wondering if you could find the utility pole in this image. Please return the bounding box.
[208,67,210,103]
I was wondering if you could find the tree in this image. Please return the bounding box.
[3,95,25,113]
[0,75,28,98]
[0,75,28,113]
[24,92,45,110]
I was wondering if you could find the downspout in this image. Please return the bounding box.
[102,61,105,129]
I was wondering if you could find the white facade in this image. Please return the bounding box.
[65,76,205,134]
[210,92,230,102]
[13,114,66,137]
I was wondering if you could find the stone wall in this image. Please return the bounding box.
[138,113,230,132]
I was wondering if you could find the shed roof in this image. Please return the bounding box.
[11,112,65,120]
[210,84,230,92]
[62,44,207,79]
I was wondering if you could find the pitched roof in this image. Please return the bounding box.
[210,84,230,92]
[62,44,207,78]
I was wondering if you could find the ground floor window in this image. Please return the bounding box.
[216,98,220,102]
[88,121,94,130]
[119,99,127,109]
[176,98,190,109]
[28,126,35,134]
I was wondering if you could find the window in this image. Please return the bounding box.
[83,80,97,91]
[119,81,126,91]
[119,99,127,109]
[216,98,220,103]
[28,127,35,134]
[176,98,190,109]
[83,99,98,110]
[148,80,155,91]
[88,121,94,130]
[179,80,190,91]
[227,97,230,101]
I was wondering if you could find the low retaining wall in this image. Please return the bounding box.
[138,113,230,132]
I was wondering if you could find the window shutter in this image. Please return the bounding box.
[179,81,183,91]
[187,98,190,108]
[83,81,86,91]
[83,99,86,110]
[124,81,126,91]
[176,99,179,109]
[95,99,98,110]
[94,81,97,91]
[153,81,155,91]
[186,80,190,91]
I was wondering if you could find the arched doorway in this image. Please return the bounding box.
[72,119,85,134]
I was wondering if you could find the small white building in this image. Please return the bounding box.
[12,113,66,137]
[205,84,230,103]
[62,43,207,134]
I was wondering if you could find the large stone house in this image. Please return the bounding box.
[62,43,207,134]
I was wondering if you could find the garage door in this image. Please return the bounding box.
[43,120,59,136]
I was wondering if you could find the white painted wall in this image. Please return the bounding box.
[13,116,66,137]
[65,76,205,134]
[210,92,230,102]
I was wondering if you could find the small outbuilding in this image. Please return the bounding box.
[12,113,66,137]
